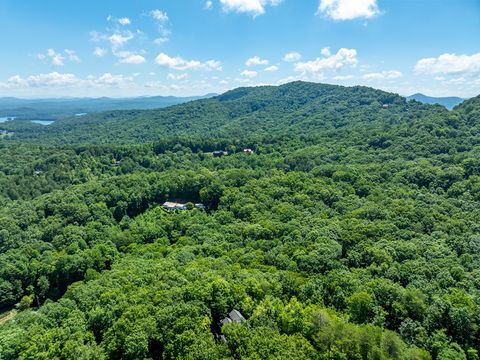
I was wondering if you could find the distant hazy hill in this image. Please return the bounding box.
[407,93,464,110]
[0,94,217,120]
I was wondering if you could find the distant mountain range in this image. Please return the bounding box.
[0,94,217,120]
[0,90,467,121]
[6,81,473,145]
[406,93,464,110]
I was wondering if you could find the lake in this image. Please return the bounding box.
[0,116,16,123]
[0,117,54,125]
[31,120,55,125]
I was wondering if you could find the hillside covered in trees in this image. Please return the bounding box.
[0,81,479,359]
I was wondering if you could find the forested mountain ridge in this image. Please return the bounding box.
[1,81,433,145]
[0,82,480,359]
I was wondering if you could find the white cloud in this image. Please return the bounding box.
[0,72,135,89]
[91,29,134,49]
[93,47,107,57]
[155,52,222,71]
[154,37,169,45]
[448,77,467,84]
[3,72,79,87]
[205,60,223,71]
[277,75,308,85]
[414,52,480,75]
[0,72,225,97]
[117,53,146,65]
[109,32,134,49]
[362,70,403,80]
[167,73,189,80]
[283,51,302,62]
[150,10,170,45]
[64,49,81,63]
[294,48,358,75]
[241,69,258,78]
[91,29,143,64]
[90,31,103,42]
[220,0,282,16]
[37,49,82,66]
[245,56,269,66]
[150,9,169,22]
[118,17,131,25]
[47,49,65,66]
[155,53,185,68]
[321,47,331,57]
[107,15,132,26]
[205,1,213,9]
[333,74,354,80]
[29,72,79,86]
[145,81,168,89]
[5,75,26,87]
[95,73,133,86]
[235,77,250,83]
[318,0,380,20]
[265,65,279,72]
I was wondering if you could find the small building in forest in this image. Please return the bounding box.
[243,148,254,155]
[220,309,246,326]
[212,150,228,157]
[213,309,247,343]
[162,202,188,211]
[162,201,205,211]
[0,130,13,136]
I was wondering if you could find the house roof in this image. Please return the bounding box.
[163,202,178,207]
[219,309,246,329]
[228,309,246,323]
[220,317,232,326]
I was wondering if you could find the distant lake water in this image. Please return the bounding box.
[31,120,54,125]
[0,117,54,125]
[0,116,15,123]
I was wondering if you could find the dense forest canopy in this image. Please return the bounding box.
[0,81,479,359]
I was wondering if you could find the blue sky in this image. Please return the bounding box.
[0,0,479,98]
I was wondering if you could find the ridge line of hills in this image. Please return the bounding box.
[0,83,467,121]
[0,81,477,146]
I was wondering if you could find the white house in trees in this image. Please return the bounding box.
[162,202,205,211]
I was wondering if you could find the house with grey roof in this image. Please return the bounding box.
[214,309,247,343]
